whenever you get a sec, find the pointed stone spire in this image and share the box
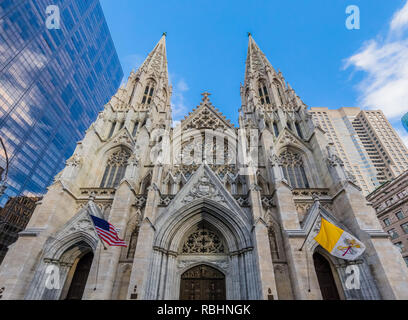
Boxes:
[244,33,276,86]
[137,33,169,82]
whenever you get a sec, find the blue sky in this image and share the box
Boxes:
[100,0,408,146]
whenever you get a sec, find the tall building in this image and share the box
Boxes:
[367,171,408,267]
[0,196,42,264]
[310,107,408,194]
[0,35,407,300]
[403,112,408,132]
[0,0,123,207]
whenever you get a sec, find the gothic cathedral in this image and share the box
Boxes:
[1,35,407,300]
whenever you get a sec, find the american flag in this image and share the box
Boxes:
[90,215,127,247]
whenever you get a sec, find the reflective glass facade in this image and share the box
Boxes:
[403,113,408,133]
[0,0,123,206]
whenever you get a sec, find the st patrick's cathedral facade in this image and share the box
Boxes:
[1,35,408,300]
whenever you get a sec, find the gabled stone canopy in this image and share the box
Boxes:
[180,92,235,130]
[156,163,250,228]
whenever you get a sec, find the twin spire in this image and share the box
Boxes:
[135,33,276,88]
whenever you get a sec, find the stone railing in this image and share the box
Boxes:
[292,188,330,199]
[234,195,250,207]
[261,195,275,209]
[134,195,147,208]
[158,194,175,207]
[79,187,116,199]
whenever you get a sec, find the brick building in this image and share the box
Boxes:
[0,196,42,264]
[367,171,408,267]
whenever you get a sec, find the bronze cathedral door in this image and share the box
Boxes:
[180,265,226,300]
[65,252,93,300]
[313,252,340,300]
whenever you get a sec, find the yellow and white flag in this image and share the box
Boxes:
[314,218,365,261]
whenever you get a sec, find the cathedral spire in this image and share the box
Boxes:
[137,33,169,83]
[244,33,276,87]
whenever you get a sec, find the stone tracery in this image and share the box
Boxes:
[100,148,131,188]
[279,149,309,188]
[181,223,226,254]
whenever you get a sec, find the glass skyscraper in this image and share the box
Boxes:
[0,0,123,206]
[403,113,408,133]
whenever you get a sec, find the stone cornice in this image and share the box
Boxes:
[19,227,45,237]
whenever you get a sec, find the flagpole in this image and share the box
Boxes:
[89,218,108,250]
[94,243,102,291]
[298,196,321,251]
[86,194,108,250]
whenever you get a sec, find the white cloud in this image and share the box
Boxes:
[120,54,145,84]
[170,75,190,123]
[176,78,189,92]
[345,1,408,121]
[391,1,408,31]
[123,54,144,71]
[396,127,408,148]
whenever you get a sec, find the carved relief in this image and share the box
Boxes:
[177,258,229,271]
[182,173,225,205]
[112,132,134,146]
[107,149,131,166]
[68,219,94,234]
[66,154,82,167]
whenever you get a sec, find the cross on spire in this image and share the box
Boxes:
[201,92,211,101]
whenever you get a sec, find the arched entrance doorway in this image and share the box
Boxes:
[65,251,94,300]
[313,252,340,300]
[180,265,226,300]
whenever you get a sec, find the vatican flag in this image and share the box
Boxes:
[314,218,365,261]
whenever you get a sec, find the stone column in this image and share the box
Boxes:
[247,171,278,300]
[231,256,240,299]
[164,254,177,299]
[83,182,134,299]
[274,181,321,300]
[127,165,163,299]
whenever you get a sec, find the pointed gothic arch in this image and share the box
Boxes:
[277,145,319,188]
[122,211,142,260]
[25,231,98,300]
[257,172,270,195]
[279,148,309,188]
[141,198,260,300]
[63,249,94,300]
[100,146,131,188]
[257,79,271,106]
[141,78,156,106]
[312,250,342,300]
[273,79,285,105]
[139,171,152,194]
